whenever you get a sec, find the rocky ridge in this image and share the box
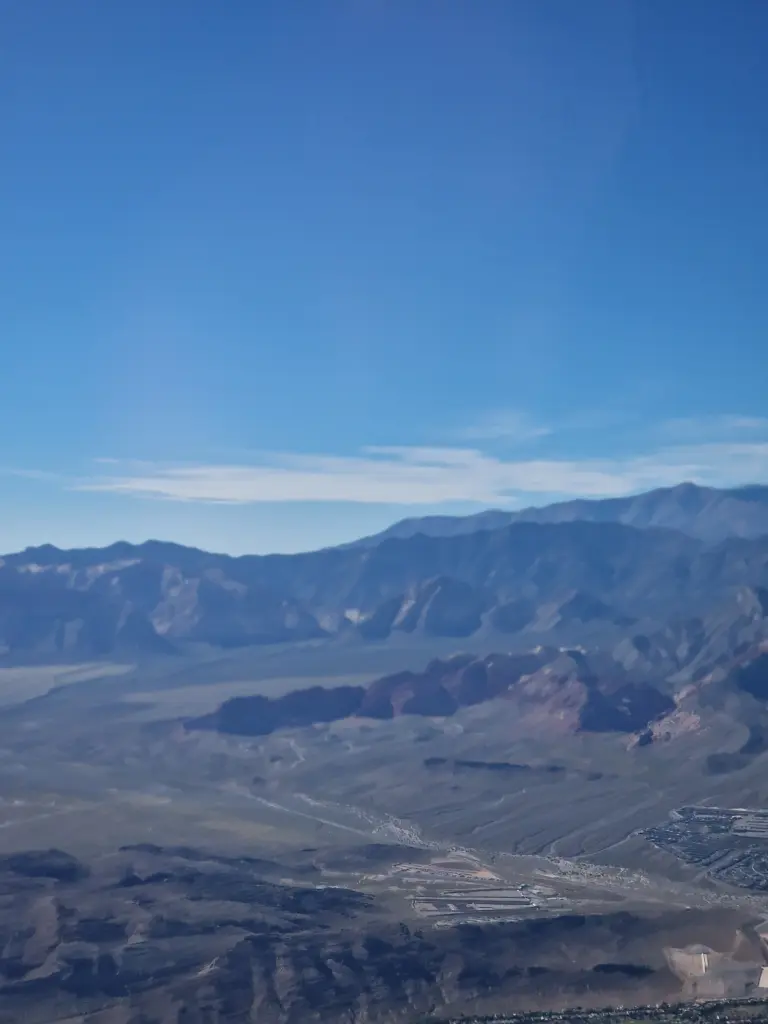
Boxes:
[190,647,677,739]
[1,491,767,657]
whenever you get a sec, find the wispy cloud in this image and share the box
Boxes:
[658,414,768,441]
[457,409,552,443]
[0,467,63,483]
[72,438,768,507]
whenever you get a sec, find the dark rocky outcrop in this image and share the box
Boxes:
[193,685,366,737]
[424,757,566,776]
[190,648,677,739]
[735,652,768,701]
[578,683,675,733]
[0,849,89,883]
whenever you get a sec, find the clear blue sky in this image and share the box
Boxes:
[2,0,767,553]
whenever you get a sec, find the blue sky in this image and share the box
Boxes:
[2,0,767,554]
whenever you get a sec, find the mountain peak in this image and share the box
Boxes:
[349,482,768,549]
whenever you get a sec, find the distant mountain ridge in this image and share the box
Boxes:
[348,482,768,547]
[191,647,677,740]
[0,483,767,659]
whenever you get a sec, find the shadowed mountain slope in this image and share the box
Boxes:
[350,483,768,547]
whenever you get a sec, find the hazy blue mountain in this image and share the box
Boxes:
[1,512,767,658]
[348,483,768,547]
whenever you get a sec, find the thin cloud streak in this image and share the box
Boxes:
[458,409,552,442]
[0,467,63,483]
[657,414,768,440]
[73,440,768,507]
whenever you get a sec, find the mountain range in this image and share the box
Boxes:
[351,482,768,546]
[1,483,767,659]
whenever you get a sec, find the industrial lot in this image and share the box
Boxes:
[364,852,565,924]
[643,807,768,892]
